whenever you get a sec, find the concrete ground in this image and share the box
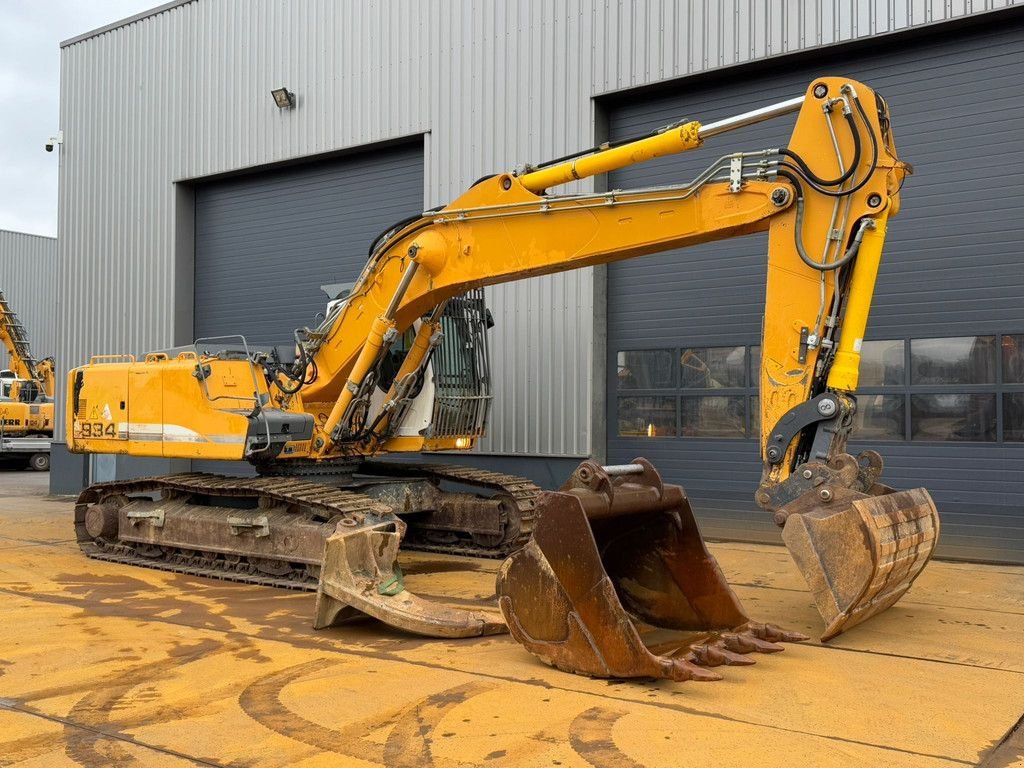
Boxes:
[0,471,1021,768]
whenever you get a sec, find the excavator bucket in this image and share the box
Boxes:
[779,480,939,641]
[497,459,806,681]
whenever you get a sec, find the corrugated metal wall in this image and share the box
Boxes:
[0,230,57,371]
[55,0,1022,459]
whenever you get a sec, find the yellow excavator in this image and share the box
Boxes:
[0,290,55,437]
[69,77,939,681]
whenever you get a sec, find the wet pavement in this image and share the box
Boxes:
[0,470,1022,767]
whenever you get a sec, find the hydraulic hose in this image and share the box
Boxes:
[776,169,872,272]
[778,94,879,198]
[778,109,861,187]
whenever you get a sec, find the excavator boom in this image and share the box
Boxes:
[69,77,938,679]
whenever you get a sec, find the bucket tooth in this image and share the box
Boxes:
[781,485,939,640]
[496,459,805,681]
[315,520,506,638]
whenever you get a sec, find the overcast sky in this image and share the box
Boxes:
[0,0,158,238]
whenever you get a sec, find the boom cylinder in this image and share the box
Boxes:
[319,260,422,452]
[519,121,703,193]
[519,94,806,194]
[698,95,805,138]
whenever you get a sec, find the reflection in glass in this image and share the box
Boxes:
[1003,335,1024,384]
[681,396,746,437]
[680,346,746,388]
[749,346,761,386]
[617,397,676,437]
[1004,393,1024,441]
[910,336,996,385]
[853,394,905,440]
[910,394,995,441]
[859,340,905,386]
[617,350,675,389]
[750,395,760,439]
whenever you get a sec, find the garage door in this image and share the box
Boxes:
[605,19,1024,562]
[194,141,424,343]
[192,140,424,473]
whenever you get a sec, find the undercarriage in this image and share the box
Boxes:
[74,462,541,593]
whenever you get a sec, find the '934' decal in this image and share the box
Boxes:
[78,421,116,438]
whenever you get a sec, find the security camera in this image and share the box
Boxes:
[45,131,63,152]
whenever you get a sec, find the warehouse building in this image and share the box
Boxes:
[53,0,1024,563]
[0,230,57,371]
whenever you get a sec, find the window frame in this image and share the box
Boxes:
[850,334,1015,444]
[615,334,1024,444]
[614,344,761,440]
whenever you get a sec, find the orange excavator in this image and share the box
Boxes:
[69,77,938,681]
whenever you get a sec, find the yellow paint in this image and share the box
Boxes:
[68,352,255,460]
[1,486,1022,767]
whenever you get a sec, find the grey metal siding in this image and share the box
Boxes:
[605,19,1024,562]
[0,230,57,371]
[54,0,1022,465]
[193,142,424,343]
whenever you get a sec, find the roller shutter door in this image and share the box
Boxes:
[195,142,423,342]
[605,19,1024,562]
[192,141,424,474]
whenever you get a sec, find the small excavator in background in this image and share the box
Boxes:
[69,77,939,681]
[0,290,55,440]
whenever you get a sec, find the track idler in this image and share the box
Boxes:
[762,451,940,640]
[496,459,806,681]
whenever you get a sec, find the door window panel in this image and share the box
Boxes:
[617,350,675,389]
[910,394,996,442]
[859,340,905,386]
[853,394,905,440]
[910,336,996,385]
[1002,335,1024,384]
[1004,393,1024,442]
[681,396,746,437]
[680,346,746,388]
[617,396,676,437]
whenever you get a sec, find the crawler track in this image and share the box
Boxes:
[359,461,540,558]
[74,464,542,590]
[75,473,393,591]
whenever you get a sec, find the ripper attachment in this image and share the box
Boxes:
[315,514,506,638]
[497,459,806,681]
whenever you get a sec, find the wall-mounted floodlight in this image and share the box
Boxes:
[271,87,296,109]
